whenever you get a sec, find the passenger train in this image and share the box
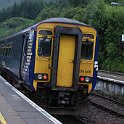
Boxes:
[0,18,98,114]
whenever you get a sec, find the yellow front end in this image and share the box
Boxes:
[33,22,96,95]
[33,28,53,90]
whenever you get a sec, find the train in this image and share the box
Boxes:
[0,18,98,115]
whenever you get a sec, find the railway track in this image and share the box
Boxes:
[92,92,124,105]
[89,93,124,117]
[74,115,95,124]
[53,115,84,124]
[20,85,124,123]
[53,115,95,124]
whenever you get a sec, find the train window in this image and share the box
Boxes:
[83,34,94,39]
[38,37,52,57]
[81,40,93,60]
[1,48,3,55]
[0,45,2,55]
[0,47,2,55]
[1,43,12,57]
[39,30,52,35]
[7,48,11,57]
[5,48,8,56]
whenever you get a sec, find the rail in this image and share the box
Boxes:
[89,93,124,117]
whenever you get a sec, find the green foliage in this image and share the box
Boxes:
[61,7,85,22]
[84,0,107,68]
[0,17,34,39]
[36,6,85,22]
[83,0,124,72]
[0,0,43,22]
[0,0,124,72]
[36,6,60,21]
[0,0,23,10]
[104,5,124,72]
[67,0,91,7]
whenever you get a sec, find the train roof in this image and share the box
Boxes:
[33,18,88,29]
[0,18,94,41]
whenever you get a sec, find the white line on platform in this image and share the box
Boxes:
[97,76,124,84]
[98,73,123,79]
[0,76,62,124]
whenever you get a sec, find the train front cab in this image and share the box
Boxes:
[33,22,97,108]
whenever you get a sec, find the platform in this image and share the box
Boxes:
[0,76,62,124]
[96,70,124,95]
[98,70,124,84]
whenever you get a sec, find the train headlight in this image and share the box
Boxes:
[34,73,48,81]
[85,77,90,82]
[38,74,43,79]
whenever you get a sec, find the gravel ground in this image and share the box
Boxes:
[80,105,124,124]
[89,94,124,116]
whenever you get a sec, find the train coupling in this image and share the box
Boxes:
[58,92,70,105]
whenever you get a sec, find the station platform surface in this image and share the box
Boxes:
[0,76,62,124]
[98,70,124,84]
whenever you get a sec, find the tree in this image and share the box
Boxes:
[84,0,124,71]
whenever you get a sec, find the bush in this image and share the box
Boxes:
[0,17,34,39]
[84,0,124,72]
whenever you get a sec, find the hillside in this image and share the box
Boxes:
[0,0,51,11]
[0,0,124,72]
[0,17,34,39]
[0,0,23,10]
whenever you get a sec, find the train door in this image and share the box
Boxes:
[57,35,75,87]
[51,26,82,89]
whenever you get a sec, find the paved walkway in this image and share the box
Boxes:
[0,76,61,124]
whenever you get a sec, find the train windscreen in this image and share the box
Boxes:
[81,41,93,60]
[38,37,52,57]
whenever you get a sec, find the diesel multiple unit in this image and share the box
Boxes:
[0,18,98,114]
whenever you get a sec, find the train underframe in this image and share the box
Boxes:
[35,82,89,115]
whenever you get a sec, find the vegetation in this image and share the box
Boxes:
[0,0,23,10]
[0,0,124,72]
[0,17,34,38]
[83,0,124,72]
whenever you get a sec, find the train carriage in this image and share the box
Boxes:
[0,18,98,114]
